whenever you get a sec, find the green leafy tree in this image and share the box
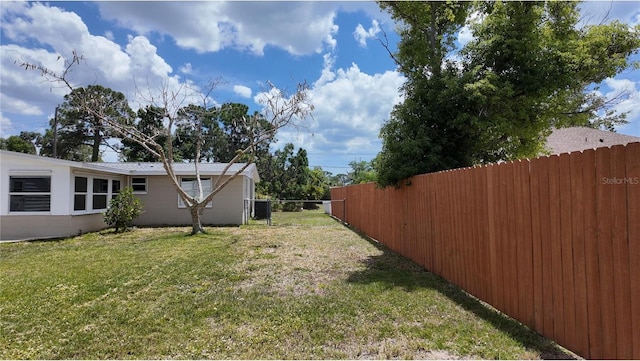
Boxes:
[172,103,274,166]
[121,106,177,162]
[40,128,94,161]
[329,173,349,187]
[172,104,219,162]
[42,85,134,162]
[259,143,310,201]
[103,187,143,232]
[305,167,331,201]
[376,1,473,187]
[376,0,640,187]
[347,160,377,184]
[461,1,640,161]
[19,131,42,153]
[0,132,40,154]
[214,103,274,163]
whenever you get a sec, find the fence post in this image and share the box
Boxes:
[343,198,346,224]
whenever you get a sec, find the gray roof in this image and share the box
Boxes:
[0,150,259,181]
[98,162,259,181]
[544,127,640,155]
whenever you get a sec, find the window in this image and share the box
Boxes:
[92,178,109,210]
[9,176,51,212]
[178,177,212,208]
[74,176,121,213]
[131,177,147,193]
[111,180,121,200]
[74,176,88,211]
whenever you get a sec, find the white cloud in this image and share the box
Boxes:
[0,45,70,116]
[180,63,193,75]
[0,3,185,119]
[125,35,173,78]
[0,113,14,137]
[457,11,484,46]
[315,53,337,86]
[324,24,339,51]
[97,2,339,56]
[275,62,405,160]
[353,19,380,47]
[311,63,404,132]
[603,77,640,135]
[233,85,252,98]
[457,25,474,46]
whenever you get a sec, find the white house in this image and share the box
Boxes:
[0,150,259,241]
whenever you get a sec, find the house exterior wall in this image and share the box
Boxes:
[1,154,72,215]
[132,175,248,226]
[0,214,106,241]
[0,152,123,240]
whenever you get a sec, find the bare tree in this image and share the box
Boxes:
[18,52,314,234]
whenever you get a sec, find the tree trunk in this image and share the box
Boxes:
[92,132,101,162]
[189,205,205,235]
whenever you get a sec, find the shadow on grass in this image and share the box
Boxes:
[342,222,577,360]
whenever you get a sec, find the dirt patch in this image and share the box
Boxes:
[229,225,377,297]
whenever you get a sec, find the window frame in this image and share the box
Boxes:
[72,174,122,215]
[111,180,121,201]
[131,177,147,194]
[178,177,213,208]
[74,176,88,211]
[92,178,110,210]
[8,176,52,213]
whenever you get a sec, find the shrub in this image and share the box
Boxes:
[271,201,282,212]
[282,201,303,212]
[103,187,143,232]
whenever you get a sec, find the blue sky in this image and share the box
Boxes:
[1,1,639,174]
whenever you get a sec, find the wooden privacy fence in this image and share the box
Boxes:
[330,142,640,360]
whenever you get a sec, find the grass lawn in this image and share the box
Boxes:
[0,210,574,359]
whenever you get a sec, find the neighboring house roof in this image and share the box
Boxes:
[545,127,640,155]
[0,150,259,181]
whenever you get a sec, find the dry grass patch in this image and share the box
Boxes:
[230,223,371,297]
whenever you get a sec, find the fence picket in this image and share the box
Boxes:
[529,157,544,334]
[547,155,566,346]
[582,149,602,360]
[486,164,500,309]
[477,166,491,303]
[520,160,535,329]
[624,142,640,359]
[502,162,517,318]
[472,167,485,300]
[570,151,589,357]
[559,153,577,351]
[610,145,632,359]
[596,147,617,358]
[514,160,527,324]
